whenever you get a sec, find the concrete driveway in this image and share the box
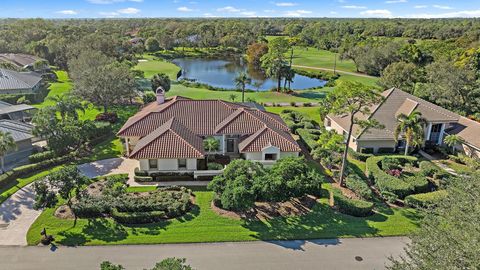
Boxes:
[0,183,41,246]
[0,237,408,270]
[77,157,139,182]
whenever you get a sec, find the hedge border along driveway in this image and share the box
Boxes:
[27,184,422,246]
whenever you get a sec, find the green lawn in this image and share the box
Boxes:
[134,54,180,79]
[0,166,65,204]
[167,83,330,103]
[33,70,72,109]
[27,183,421,246]
[291,46,358,73]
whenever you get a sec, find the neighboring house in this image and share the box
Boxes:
[0,101,36,122]
[0,68,43,95]
[0,53,48,71]
[0,119,36,164]
[117,90,301,174]
[326,87,480,157]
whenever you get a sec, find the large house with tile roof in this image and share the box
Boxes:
[326,87,480,158]
[118,89,301,174]
[0,68,43,95]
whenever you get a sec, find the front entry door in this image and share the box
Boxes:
[226,138,235,153]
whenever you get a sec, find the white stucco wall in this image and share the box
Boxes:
[186,159,197,170]
[158,159,179,171]
[139,158,198,171]
[244,152,262,161]
[280,151,300,158]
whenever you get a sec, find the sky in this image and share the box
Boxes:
[1,0,480,19]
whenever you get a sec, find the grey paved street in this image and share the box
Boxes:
[0,237,408,270]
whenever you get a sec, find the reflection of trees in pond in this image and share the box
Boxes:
[246,63,267,81]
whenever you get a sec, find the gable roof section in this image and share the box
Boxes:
[329,88,461,141]
[446,117,480,150]
[0,69,42,91]
[238,126,301,152]
[129,118,204,159]
[0,120,33,142]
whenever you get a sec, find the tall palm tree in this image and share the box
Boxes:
[234,72,252,103]
[444,134,463,154]
[394,111,426,156]
[47,94,85,120]
[0,131,16,173]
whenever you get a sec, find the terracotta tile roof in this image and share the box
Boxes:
[129,118,204,159]
[120,96,299,159]
[239,126,301,152]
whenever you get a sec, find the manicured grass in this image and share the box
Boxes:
[27,183,421,246]
[134,54,180,79]
[265,106,321,124]
[33,70,72,109]
[440,160,475,175]
[126,186,158,193]
[0,166,64,204]
[167,83,330,103]
[291,46,358,73]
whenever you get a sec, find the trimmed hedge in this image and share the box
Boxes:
[133,175,153,182]
[332,189,374,217]
[28,150,56,163]
[366,155,418,198]
[345,174,374,200]
[419,161,442,177]
[403,176,429,194]
[297,128,320,151]
[348,148,373,162]
[404,190,448,208]
[111,208,166,224]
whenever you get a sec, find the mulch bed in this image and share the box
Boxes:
[211,195,318,221]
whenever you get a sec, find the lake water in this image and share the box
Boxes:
[172,57,327,91]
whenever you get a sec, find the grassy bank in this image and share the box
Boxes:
[134,54,180,79]
[27,184,420,246]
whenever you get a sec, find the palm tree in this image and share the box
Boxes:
[203,137,220,163]
[0,131,16,173]
[229,94,238,102]
[47,94,85,120]
[394,111,426,156]
[444,134,463,154]
[234,72,251,103]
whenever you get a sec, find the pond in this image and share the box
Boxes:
[172,57,327,91]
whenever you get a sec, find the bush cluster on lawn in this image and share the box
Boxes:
[348,148,373,162]
[28,150,56,163]
[72,180,192,223]
[345,174,374,200]
[280,110,316,133]
[207,162,224,170]
[208,157,324,211]
[366,155,421,198]
[296,128,321,151]
[332,188,374,217]
[404,190,448,208]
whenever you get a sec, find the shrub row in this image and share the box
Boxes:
[419,161,442,177]
[404,190,448,208]
[332,189,374,217]
[403,176,430,194]
[280,110,316,133]
[111,208,167,224]
[345,174,374,200]
[28,150,56,163]
[207,162,224,170]
[348,148,373,162]
[297,128,321,151]
[133,175,153,182]
[366,156,418,198]
[133,170,195,182]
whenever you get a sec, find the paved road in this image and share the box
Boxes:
[0,183,40,246]
[0,237,408,270]
[292,64,377,79]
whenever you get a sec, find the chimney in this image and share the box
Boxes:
[156,86,165,104]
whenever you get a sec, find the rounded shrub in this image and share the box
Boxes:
[333,189,374,217]
[404,190,448,208]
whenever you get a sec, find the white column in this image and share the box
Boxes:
[425,123,432,142]
[125,138,130,156]
[438,123,446,145]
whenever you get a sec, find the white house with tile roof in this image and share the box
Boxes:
[117,89,301,173]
